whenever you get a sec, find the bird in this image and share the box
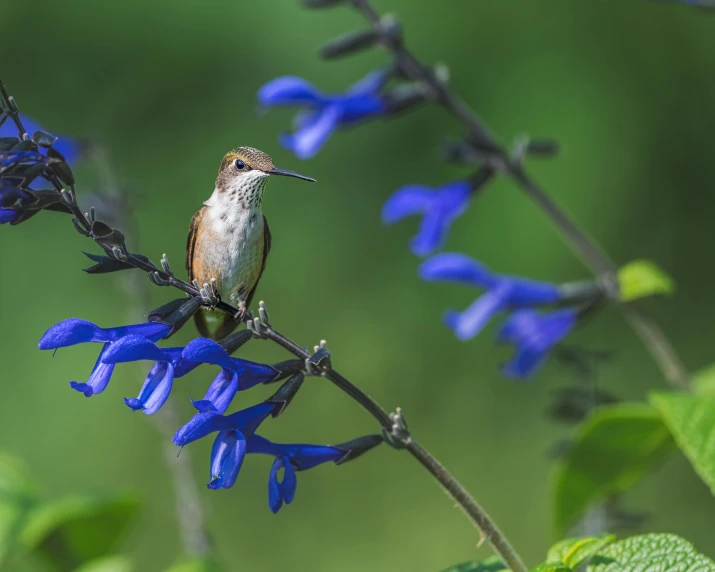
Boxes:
[186,147,315,340]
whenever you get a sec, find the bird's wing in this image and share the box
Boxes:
[185,207,205,282]
[245,215,272,311]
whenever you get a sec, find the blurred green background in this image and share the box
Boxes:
[2,0,715,569]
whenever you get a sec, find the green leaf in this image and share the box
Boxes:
[546,534,616,568]
[586,533,714,570]
[552,403,674,534]
[651,391,715,496]
[74,555,133,572]
[617,260,675,302]
[439,556,508,572]
[19,492,140,570]
[693,363,715,397]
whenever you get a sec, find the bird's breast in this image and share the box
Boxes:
[192,206,265,304]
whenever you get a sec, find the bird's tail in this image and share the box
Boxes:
[193,309,242,341]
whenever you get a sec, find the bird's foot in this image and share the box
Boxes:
[194,278,220,308]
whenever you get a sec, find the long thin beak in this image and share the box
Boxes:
[266,167,316,183]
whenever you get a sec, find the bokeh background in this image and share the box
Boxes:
[2,0,715,570]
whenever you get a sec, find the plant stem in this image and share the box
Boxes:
[350,0,690,391]
[406,440,527,572]
[261,325,526,572]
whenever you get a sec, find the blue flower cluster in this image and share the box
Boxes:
[0,114,82,226]
[39,318,373,511]
[258,73,596,379]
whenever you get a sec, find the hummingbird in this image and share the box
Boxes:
[186,146,315,340]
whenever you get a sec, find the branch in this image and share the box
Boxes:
[348,0,690,390]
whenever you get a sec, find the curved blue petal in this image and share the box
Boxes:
[411,209,452,257]
[224,402,275,435]
[445,287,510,341]
[125,362,175,415]
[38,319,170,349]
[501,346,547,379]
[281,105,341,159]
[201,369,239,414]
[101,335,169,364]
[248,436,343,470]
[182,338,233,370]
[39,319,102,349]
[381,185,434,224]
[173,411,232,446]
[208,429,246,490]
[0,185,31,203]
[497,309,577,379]
[231,358,280,389]
[258,77,323,106]
[419,253,497,287]
[191,399,219,414]
[69,343,115,396]
[0,208,19,224]
[268,456,285,513]
[503,278,561,306]
[347,69,389,96]
[282,458,297,505]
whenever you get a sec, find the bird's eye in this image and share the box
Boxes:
[235,159,245,170]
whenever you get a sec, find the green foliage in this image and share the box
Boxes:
[545,535,616,569]
[552,403,673,534]
[651,391,715,496]
[532,533,713,572]
[0,450,139,571]
[585,533,715,571]
[73,555,133,572]
[693,364,715,397]
[20,492,140,570]
[439,556,508,572]
[617,260,675,302]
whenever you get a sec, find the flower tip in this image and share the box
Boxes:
[191,398,219,414]
[123,397,144,412]
[207,478,223,490]
[69,381,93,397]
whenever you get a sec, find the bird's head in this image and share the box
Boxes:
[216,147,316,193]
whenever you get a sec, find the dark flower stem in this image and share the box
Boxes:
[260,325,526,572]
[348,0,690,390]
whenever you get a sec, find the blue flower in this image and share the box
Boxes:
[101,335,201,415]
[0,207,19,224]
[258,70,387,159]
[497,309,577,379]
[181,338,285,414]
[382,181,472,256]
[420,253,562,340]
[173,404,343,511]
[38,319,171,397]
[0,114,82,163]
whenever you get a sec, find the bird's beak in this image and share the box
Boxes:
[266,167,316,183]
